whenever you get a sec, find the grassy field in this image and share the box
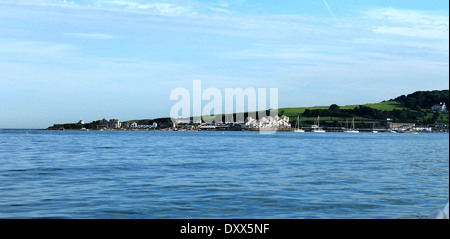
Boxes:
[361,101,407,111]
[278,101,406,119]
[424,112,449,124]
[439,114,449,123]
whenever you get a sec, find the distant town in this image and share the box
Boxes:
[47,101,449,133]
[47,90,449,133]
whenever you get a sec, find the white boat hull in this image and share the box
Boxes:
[344,130,359,133]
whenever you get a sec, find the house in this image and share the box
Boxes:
[431,102,448,113]
[245,117,258,128]
[109,119,120,129]
[98,118,109,128]
[278,115,291,128]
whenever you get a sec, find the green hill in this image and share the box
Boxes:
[48,90,449,130]
[278,90,449,127]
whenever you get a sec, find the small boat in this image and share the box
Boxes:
[80,128,89,131]
[314,129,326,133]
[345,130,359,133]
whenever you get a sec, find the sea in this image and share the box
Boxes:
[0,129,448,219]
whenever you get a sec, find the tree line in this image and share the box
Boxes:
[391,90,449,110]
[302,104,439,125]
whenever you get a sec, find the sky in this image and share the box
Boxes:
[0,0,448,128]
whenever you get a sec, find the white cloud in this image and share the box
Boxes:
[372,26,448,40]
[365,7,448,26]
[0,0,197,14]
[207,6,232,14]
[68,33,121,39]
[224,44,326,61]
[364,8,449,40]
[217,1,230,8]
[101,0,195,14]
[0,40,76,57]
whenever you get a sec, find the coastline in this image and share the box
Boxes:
[43,128,449,133]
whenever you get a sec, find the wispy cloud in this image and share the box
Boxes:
[217,1,230,8]
[68,33,122,40]
[322,0,335,17]
[372,26,448,40]
[365,7,449,25]
[0,40,76,57]
[364,8,449,40]
[99,0,195,14]
[206,6,232,14]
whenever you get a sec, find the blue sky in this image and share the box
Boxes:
[0,0,448,128]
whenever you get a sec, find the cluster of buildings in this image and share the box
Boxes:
[244,115,291,129]
[189,115,291,130]
[130,122,158,129]
[167,115,292,130]
[387,122,432,132]
[98,118,121,129]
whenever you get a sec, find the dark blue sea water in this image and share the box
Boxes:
[0,129,448,219]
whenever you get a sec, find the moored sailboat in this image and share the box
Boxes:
[294,116,305,133]
[372,122,378,133]
[344,118,359,133]
[312,116,326,133]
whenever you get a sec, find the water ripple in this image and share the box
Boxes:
[0,130,448,219]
